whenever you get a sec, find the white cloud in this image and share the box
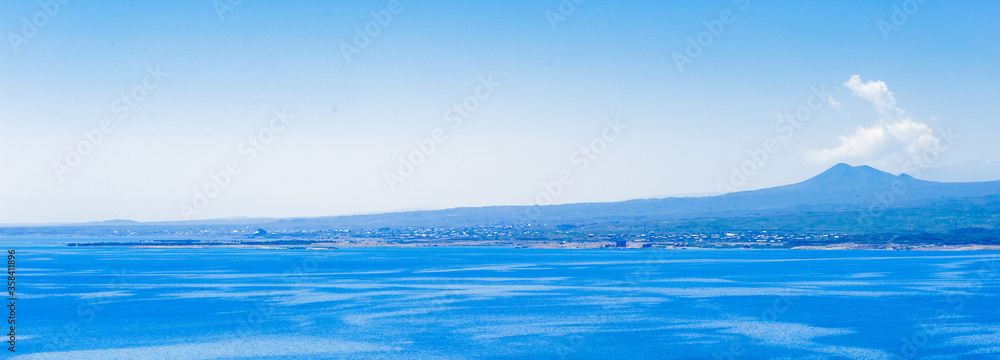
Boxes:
[843,75,903,117]
[826,95,841,108]
[808,125,888,161]
[806,76,941,170]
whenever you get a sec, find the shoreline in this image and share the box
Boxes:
[46,239,1000,251]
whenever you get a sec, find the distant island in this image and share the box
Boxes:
[5,164,1000,250]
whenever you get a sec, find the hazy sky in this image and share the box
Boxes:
[1,0,998,223]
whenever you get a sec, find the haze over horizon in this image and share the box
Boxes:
[2,1,998,223]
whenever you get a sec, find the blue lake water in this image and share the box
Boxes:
[6,238,1000,359]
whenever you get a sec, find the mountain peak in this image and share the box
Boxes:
[798,163,913,188]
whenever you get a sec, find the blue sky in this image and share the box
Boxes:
[1,0,998,223]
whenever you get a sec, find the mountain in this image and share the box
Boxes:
[701,163,1000,211]
[258,163,1000,230]
[4,164,999,235]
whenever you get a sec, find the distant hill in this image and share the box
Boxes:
[82,219,141,225]
[259,163,1000,232]
[3,164,999,236]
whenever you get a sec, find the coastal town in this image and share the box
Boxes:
[36,223,1000,250]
